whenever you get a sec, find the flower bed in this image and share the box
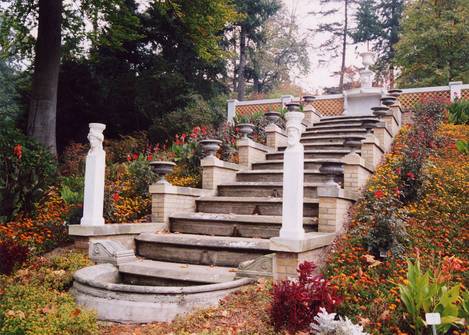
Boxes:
[324,123,469,334]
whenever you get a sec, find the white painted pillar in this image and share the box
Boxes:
[279,104,305,240]
[449,81,463,102]
[227,99,238,122]
[80,123,106,226]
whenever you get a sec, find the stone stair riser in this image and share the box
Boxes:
[252,161,322,170]
[169,218,317,239]
[137,242,268,267]
[217,185,317,198]
[236,172,338,183]
[196,200,318,217]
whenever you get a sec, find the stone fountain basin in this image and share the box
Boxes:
[71,263,254,323]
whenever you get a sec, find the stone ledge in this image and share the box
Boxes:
[149,183,216,197]
[342,152,374,173]
[317,185,356,201]
[237,138,272,153]
[200,156,242,171]
[69,223,165,237]
[269,232,336,253]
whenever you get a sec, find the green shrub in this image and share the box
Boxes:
[59,176,84,205]
[0,126,57,223]
[0,284,97,335]
[399,258,465,334]
[448,99,469,125]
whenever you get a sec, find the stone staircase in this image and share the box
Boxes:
[123,115,379,285]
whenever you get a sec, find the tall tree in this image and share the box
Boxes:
[1,0,236,154]
[352,0,404,86]
[233,0,280,100]
[395,0,469,87]
[247,9,310,94]
[26,0,62,156]
[311,0,356,91]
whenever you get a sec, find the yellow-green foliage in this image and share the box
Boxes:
[0,251,97,335]
[0,284,98,335]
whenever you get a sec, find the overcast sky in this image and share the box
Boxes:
[282,0,368,93]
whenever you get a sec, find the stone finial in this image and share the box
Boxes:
[80,123,106,226]
[359,51,375,89]
[88,123,105,154]
[285,103,303,148]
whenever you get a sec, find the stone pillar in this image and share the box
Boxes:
[373,124,393,152]
[227,99,238,123]
[302,95,321,127]
[265,124,287,150]
[237,138,270,168]
[150,184,214,224]
[201,156,241,190]
[80,123,106,226]
[343,152,372,197]
[381,113,399,137]
[449,81,463,102]
[279,104,305,240]
[361,133,384,169]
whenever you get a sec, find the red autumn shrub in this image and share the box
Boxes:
[270,261,342,333]
[0,238,29,274]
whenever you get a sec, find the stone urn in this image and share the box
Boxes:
[199,139,222,157]
[237,123,255,139]
[344,136,364,154]
[285,102,301,112]
[387,89,403,98]
[264,111,281,124]
[360,51,374,69]
[319,162,344,186]
[362,121,378,135]
[380,95,397,106]
[371,106,390,117]
[150,161,176,184]
[302,95,316,104]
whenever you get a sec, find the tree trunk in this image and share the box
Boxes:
[237,26,247,101]
[339,0,348,91]
[27,0,62,156]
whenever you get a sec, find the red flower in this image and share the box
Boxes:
[126,154,131,162]
[132,153,138,160]
[406,171,416,179]
[13,144,22,160]
[112,192,120,202]
[181,133,187,141]
[147,155,153,161]
[374,190,384,199]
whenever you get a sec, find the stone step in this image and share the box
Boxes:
[169,213,318,239]
[236,169,339,184]
[119,259,237,286]
[136,233,271,267]
[196,196,319,217]
[301,134,366,144]
[316,116,378,126]
[218,182,320,198]
[251,158,342,171]
[267,148,354,160]
[307,122,372,130]
[303,128,368,136]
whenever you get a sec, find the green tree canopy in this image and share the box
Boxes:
[395,0,469,87]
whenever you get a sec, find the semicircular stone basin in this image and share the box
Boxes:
[72,263,254,323]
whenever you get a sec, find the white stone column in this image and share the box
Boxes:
[227,99,238,123]
[279,104,305,240]
[80,123,106,226]
[449,81,463,102]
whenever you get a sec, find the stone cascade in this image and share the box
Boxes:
[72,99,402,323]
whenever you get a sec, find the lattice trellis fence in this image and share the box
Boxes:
[399,90,451,112]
